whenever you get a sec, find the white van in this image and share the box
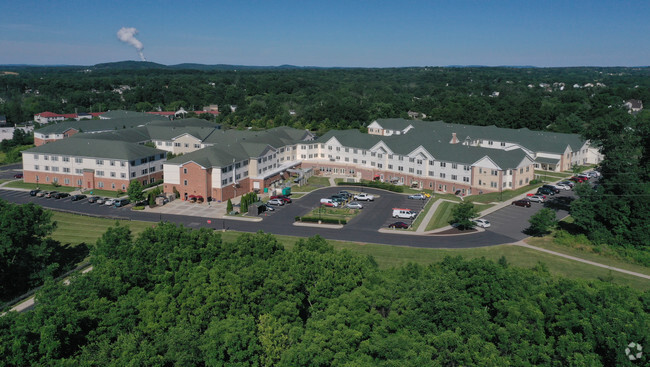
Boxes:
[392,208,416,219]
[320,198,339,207]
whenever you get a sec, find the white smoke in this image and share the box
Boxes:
[117,27,146,61]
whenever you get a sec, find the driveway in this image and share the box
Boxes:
[0,184,576,249]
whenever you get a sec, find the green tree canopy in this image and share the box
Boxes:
[450,201,480,230]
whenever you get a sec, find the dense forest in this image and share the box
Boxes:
[1,64,649,135]
[1,224,648,366]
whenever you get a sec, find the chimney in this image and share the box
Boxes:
[450,132,459,144]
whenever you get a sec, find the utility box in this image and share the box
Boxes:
[249,202,266,216]
[282,187,291,196]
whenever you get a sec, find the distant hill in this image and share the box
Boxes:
[91,61,169,70]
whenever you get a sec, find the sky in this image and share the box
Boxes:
[1,0,649,67]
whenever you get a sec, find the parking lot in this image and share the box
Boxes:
[0,189,134,218]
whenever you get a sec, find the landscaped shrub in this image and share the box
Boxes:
[337,180,404,193]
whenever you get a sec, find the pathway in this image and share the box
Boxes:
[514,241,650,280]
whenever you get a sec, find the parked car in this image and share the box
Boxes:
[44,191,57,198]
[558,180,575,188]
[472,219,491,228]
[345,201,363,209]
[542,184,560,193]
[270,195,292,203]
[586,170,601,178]
[537,187,555,196]
[512,199,532,207]
[338,191,352,199]
[420,192,432,198]
[353,193,374,201]
[29,189,41,196]
[54,192,70,199]
[13,173,23,179]
[36,191,48,197]
[114,198,130,207]
[70,194,87,201]
[408,193,427,200]
[569,176,588,183]
[104,198,116,206]
[264,204,276,211]
[393,208,417,219]
[388,221,410,229]
[95,197,109,205]
[320,198,338,207]
[330,195,345,203]
[528,194,545,203]
[87,196,100,203]
[555,183,572,190]
[268,198,285,206]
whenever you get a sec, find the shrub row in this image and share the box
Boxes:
[295,216,347,225]
[337,180,404,193]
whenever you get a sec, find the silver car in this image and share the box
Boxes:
[529,194,545,203]
[345,201,363,209]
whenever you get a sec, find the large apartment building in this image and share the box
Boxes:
[22,114,602,200]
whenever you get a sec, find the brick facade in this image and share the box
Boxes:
[24,170,163,192]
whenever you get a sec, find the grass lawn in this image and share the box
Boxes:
[304,206,361,221]
[465,183,542,204]
[217,231,650,291]
[409,197,437,231]
[292,176,331,192]
[424,201,493,231]
[48,212,650,291]
[50,211,154,246]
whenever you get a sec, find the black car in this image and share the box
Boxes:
[388,221,410,229]
[87,196,100,203]
[70,194,87,201]
[29,189,41,196]
[542,184,560,194]
[537,187,555,196]
[53,192,70,199]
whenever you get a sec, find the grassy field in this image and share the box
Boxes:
[424,201,493,231]
[292,176,331,192]
[50,212,155,246]
[305,206,361,221]
[47,212,650,291]
[409,197,437,231]
[464,183,542,203]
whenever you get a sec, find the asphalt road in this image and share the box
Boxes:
[0,184,576,249]
[0,163,22,180]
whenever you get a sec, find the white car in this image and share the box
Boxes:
[104,198,116,206]
[555,183,571,190]
[268,198,285,206]
[472,219,491,228]
[353,193,374,201]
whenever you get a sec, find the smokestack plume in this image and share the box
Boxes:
[117,27,146,61]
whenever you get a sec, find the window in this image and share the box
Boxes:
[440,162,446,167]
[120,162,126,167]
[491,170,498,176]
[110,160,115,166]
[491,182,497,188]
[63,167,70,173]
[110,172,116,177]
[184,180,188,186]
[34,155,39,160]
[52,156,58,161]
[131,172,136,178]
[96,159,103,165]
[34,165,39,170]
[526,166,530,172]
[398,166,403,171]
[452,163,457,169]
[417,159,423,165]
[416,169,422,175]
[440,173,446,178]
[184,143,189,148]
[409,168,414,173]
[97,182,104,188]
[73,157,82,164]
[77,179,82,186]
[428,171,434,176]
[463,177,469,182]
[194,144,201,148]
[429,160,434,165]
[51,167,59,172]
[75,169,83,174]
[166,142,171,146]
[62,157,70,162]
[409,158,415,163]
[183,168,187,174]
[122,184,126,190]
[141,169,148,175]
[96,170,104,176]
[121,173,126,178]
[501,142,506,147]
[44,156,48,161]
[111,183,115,189]
[388,164,393,169]
[174,142,181,147]
[451,175,457,180]
[44,166,50,171]
[488,141,493,145]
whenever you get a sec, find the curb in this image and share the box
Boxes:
[293,222,344,229]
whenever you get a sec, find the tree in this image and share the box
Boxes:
[0,199,58,300]
[127,180,145,203]
[526,208,557,236]
[450,201,479,230]
[227,199,233,213]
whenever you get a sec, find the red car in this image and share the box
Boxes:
[511,199,532,207]
[270,195,292,203]
[388,221,410,229]
[13,173,23,179]
[569,176,588,183]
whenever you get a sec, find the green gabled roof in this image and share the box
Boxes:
[146,125,218,141]
[147,118,219,128]
[372,118,585,155]
[100,110,153,119]
[316,129,381,149]
[166,144,243,168]
[24,138,166,160]
[71,126,152,143]
[536,156,561,164]
[372,118,416,130]
[35,115,168,135]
